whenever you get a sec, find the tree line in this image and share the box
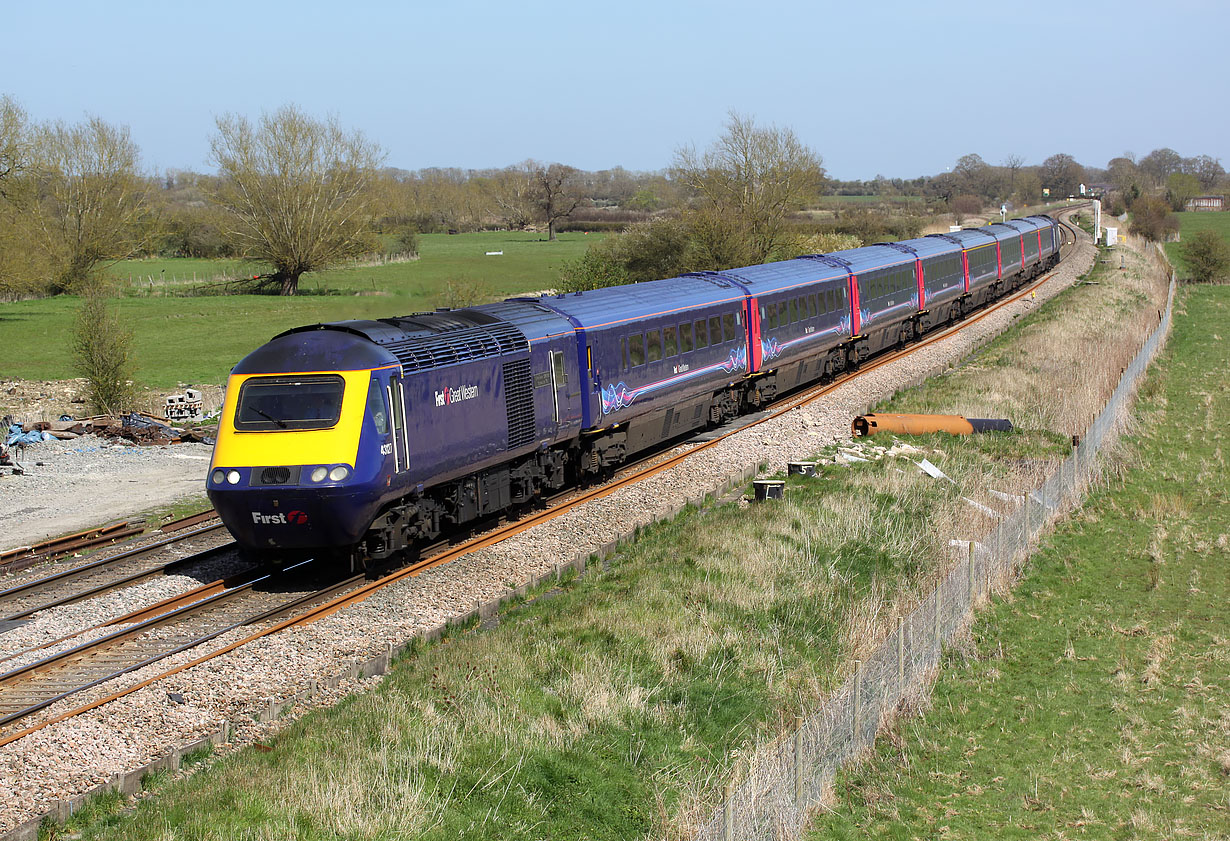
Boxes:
[2,92,1226,299]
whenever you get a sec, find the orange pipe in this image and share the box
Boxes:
[851,413,1012,437]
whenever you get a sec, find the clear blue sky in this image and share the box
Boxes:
[4,0,1226,179]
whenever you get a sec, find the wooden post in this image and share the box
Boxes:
[793,714,804,805]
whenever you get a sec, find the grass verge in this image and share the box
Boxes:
[49,237,1173,840]
[1164,211,1230,279]
[805,285,1230,840]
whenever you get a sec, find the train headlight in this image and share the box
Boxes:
[211,469,225,485]
[329,465,350,482]
[310,466,328,483]
[226,470,241,485]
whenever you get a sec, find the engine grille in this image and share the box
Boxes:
[255,466,300,486]
[504,359,535,450]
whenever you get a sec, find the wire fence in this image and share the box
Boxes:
[691,263,1177,841]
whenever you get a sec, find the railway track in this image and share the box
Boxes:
[0,559,365,737]
[0,521,230,622]
[0,207,1089,747]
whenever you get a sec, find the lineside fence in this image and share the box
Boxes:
[690,263,1177,841]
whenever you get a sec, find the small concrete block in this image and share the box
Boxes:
[118,767,145,795]
[478,599,498,620]
[7,815,43,841]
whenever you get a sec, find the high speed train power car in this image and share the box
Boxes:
[207,215,1061,564]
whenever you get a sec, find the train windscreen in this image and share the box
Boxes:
[234,375,346,431]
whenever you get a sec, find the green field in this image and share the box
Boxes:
[0,232,597,388]
[806,287,1230,840]
[1164,211,1230,277]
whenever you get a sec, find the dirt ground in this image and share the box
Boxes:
[0,379,221,553]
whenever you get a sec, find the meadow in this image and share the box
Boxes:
[1164,210,1230,277]
[806,285,1230,840]
[0,232,597,388]
[47,236,1181,840]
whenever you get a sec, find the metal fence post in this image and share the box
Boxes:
[723,779,734,841]
[896,617,905,689]
[934,578,942,644]
[852,660,863,742]
[967,540,976,603]
[793,714,804,805]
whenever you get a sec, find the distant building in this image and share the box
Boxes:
[1185,195,1225,212]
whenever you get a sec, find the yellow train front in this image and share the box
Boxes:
[207,327,401,552]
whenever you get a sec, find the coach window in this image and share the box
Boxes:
[789,298,798,325]
[647,329,662,363]
[766,302,778,329]
[722,312,737,342]
[680,322,694,353]
[710,315,723,344]
[552,349,568,385]
[620,336,628,371]
[629,334,645,367]
[663,325,677,357]
[695,318,708,349]
[825,290,835,313]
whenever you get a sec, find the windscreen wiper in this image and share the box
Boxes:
[252,407,289,429]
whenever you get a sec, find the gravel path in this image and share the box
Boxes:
[0,437,215,553]
[0,227,1099,831]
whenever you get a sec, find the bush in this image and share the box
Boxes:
[1183,230,1230,283]
[72,294,137,414]
[1129,196,1180,242]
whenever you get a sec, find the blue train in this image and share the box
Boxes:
[207,215,1061,562]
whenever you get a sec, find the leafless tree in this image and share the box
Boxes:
[672,112,825,263]
[527,161,584,241]
[209,105,384,295]
[1041,153,1084,198]
[487,164,536,230]
[1002,153,1024,195]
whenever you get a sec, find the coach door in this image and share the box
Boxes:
[386,374,410,474]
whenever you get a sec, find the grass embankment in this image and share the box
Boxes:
[806,286,1230,840]
[1164,211,1230,279]
[54,241,1168,840]
[0,232,596,388]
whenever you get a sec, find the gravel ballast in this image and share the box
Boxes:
[0,232,1101,832]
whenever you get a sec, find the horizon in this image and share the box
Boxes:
[3,1,1227,180]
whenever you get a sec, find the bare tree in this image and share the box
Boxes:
[950,194,982,225]
[1002,153,1024,195]
[672,112,825,263]
[0,96,46,296]
[1041,153,1084,198]
[487,164,536,230]
[25,116,151,293]
[526,161,584,241]
[209,105,384,295]
[953,153,991,199]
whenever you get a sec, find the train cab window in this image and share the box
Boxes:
[235,375,345,432]
[647,330,662,362]
[620,336,628,371]
[710,316,723,344]
[695,318,708,349]
[367,378,389,435]
[766,302,778,329]
[663,326,677,357]
[629,334,645,366]
[680,322,694,353]
[552,349,567,385]
[722,312,737,342]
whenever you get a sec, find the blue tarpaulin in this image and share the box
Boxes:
[6,424,53,446]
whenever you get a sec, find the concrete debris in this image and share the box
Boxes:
[988,489,1025,504]
[916,458,956,483]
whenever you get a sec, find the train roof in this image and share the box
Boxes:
[518,274,747,331]
[1001,218,1041,234]
[884,236,962,259]
[716,258,849,295]
[821,244,915,275]
[232,328,398,375]
[981,223,1027,242]
[942,228,998,248]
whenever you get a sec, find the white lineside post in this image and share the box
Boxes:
[1094,199,1102,244]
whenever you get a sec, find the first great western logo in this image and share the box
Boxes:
[434,383,478,407]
